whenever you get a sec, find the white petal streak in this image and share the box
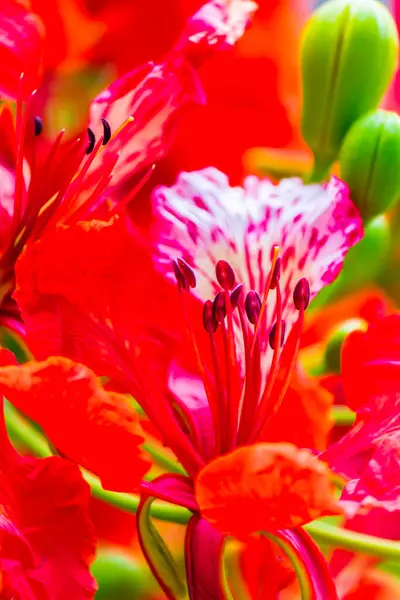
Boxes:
[152,168,363,339]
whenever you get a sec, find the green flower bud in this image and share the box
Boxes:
[91,548,155,599]
[301,0,399,177]
[324,318,368,373]
[340,110,400,222]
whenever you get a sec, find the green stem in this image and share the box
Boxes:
[143,442,187,475]
[306,155,332,183]
[306,521,400,560]
[331,405,356,426]
[6,402,400,560]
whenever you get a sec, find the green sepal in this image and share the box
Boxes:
[137,495,188,600]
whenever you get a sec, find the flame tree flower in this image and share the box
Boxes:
[14,166,363,597]
[0,0,256,335]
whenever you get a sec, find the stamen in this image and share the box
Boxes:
[269,320,286,349]
[293,278,311,310]
[216,260,235,290]
[101,118,112,145]
[270,256,281,290]
[213,291,226,323]
[177,258,196,288]
[203,300,218,333]
[173,259,187,290]
[34,116,43,136]
[86,127,96,154]
[230,283,243,310]
[245,291,261,324]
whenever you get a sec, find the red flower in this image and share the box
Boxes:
[0,0,254,333]
[0,397,96,599]
[0,356,150,492]
[196,443,340,536]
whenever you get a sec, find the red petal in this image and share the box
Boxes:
[0,0,44,100]
[0,357,150,491]
[195,442,340,536]
[0,400,96,599]
[341,315,400,410]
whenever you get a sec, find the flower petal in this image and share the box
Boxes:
[176,0,257,56]
[341,314,400,410]
[0,400,96,599]
[0,0,44,100]
[152,168,363,343]
[195,442,340,536]
[0,357,150,491]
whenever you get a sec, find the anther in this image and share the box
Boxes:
[269,320,286,349]
[293,278,311,311]
[270,257,281,290]
[213,291,226,323]
[34,116,43,136]
[230,283,243,310]
[101,118,112,145]
[177,258,196,288]
[86,127,96,154]
[216,260,235,290]
[245,291,261,325]
[203,300,218,333]
[172,259,186,290]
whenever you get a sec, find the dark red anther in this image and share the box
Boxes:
[269,320,286,350]
[101,118,112,145]
[270,257,281,290]
[86,127,96,154]
[245,291,261,325]
[172,259,186,290]
[203,300,218,333]
[230,283,243,310]
[215,260,235,290]
[177,258,196,288]
[213,291,226,323]
[34,116,43,136]
[293,278,311,311]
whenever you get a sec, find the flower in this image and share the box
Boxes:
[0,392,96,599]
[0,356,150,492]
[0,0,255,334]
[16,166,362,595]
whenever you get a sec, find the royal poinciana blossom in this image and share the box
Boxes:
[13,166,364,597]
[0,0,256,334]
[0,349,96,598]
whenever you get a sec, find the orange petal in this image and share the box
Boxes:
[0,356,150,491]
[196,443,340,536]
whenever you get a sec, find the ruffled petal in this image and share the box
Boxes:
[0,0,44,100]
[0,357,150,491]
[341,315,400,410]
[0,400,96,599]
[323,393,400,483]
[175,0,257,56]
[195,442,340,536]
[152,168,363,342]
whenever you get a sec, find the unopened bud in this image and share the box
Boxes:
[301,0,399,175]
[340,110,400,222]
